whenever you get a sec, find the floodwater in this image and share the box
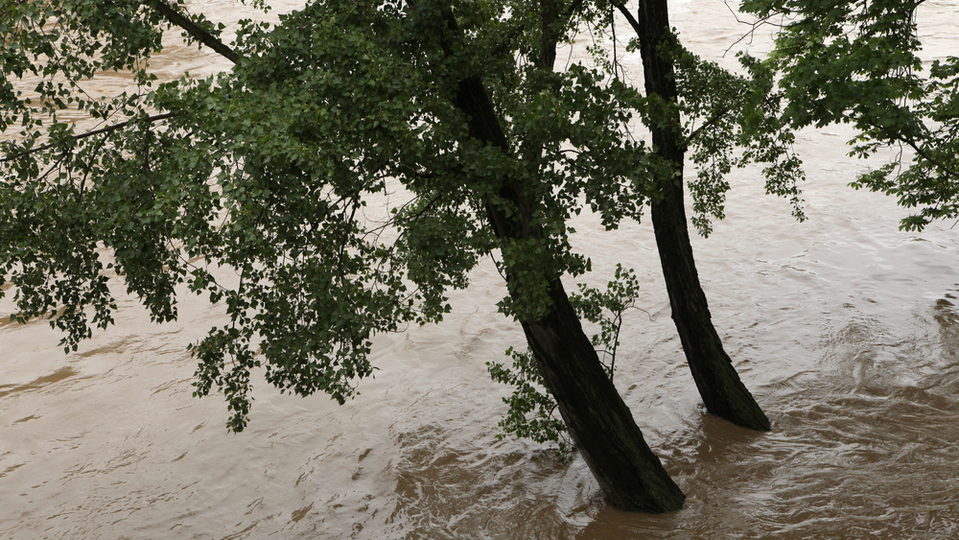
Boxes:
[3,1,959,538]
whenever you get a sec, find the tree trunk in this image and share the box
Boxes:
[438,10,686,512]
[650,169,771,431]
[522,279,686,512]
[635,0,770,431]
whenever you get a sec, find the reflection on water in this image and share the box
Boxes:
[3,0,959,538]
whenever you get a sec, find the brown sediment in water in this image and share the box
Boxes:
[2,1,959,539]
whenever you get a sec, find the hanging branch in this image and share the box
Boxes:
[3,1,241,164]
[0,112,177,163]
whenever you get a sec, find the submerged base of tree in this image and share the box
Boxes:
[635,0,771,433]
[651,183,772,432]
[522,279,686,513]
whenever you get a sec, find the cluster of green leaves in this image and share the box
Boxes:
[741,0,959,230]
[670,44,806,235]
[486,264,641,456]
[487,345,574,456]
[1,0,183,352]
[143,1,508,429]
[569,263,642,377]
[0,0,664,430]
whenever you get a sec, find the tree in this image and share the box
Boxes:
[0,0,802,511]
[615,0,785,432]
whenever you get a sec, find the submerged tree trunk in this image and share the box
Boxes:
[456,71,685,513]
[437,9,686,512]
[650,169,771,431]
[634,0,771,431]
[521,279,687,512]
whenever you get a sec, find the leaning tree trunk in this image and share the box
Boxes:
[521,279,687,512]
[634,0,771,431]
[435,8,686,512]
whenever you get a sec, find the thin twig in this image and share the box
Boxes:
[1,112,177,163]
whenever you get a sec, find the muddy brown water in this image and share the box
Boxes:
[3,1,959,538]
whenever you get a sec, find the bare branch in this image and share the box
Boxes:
[612,2,642,38]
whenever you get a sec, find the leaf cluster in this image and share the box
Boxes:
[741,0,959,230]
[665,36,806,235]
[0,0,663,429]
[1,0,825,430]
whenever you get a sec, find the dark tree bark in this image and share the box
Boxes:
[520,280,687,512]
[435,8,686,512]
[632,0,771,431]
[458,73,685,513]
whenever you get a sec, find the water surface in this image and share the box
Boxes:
[2,1,958,538]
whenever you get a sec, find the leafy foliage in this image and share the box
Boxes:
[569,264,643,376]
[672,46,806,235]
[1,0,807,430]
[487,346,574,456]
[741,0,959,230]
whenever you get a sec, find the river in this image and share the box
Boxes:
[2,1,959,538]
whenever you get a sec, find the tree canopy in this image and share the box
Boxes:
[12,0,954,514]
[0,0,804,433]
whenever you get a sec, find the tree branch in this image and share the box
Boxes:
[145,0,240,64]
[0,112,177,163]
[902,134,959,180]
[686,107,731,144]
[2,2,240,163]
[612,1,642,37]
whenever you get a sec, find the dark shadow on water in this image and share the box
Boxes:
[0,366,78,399]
